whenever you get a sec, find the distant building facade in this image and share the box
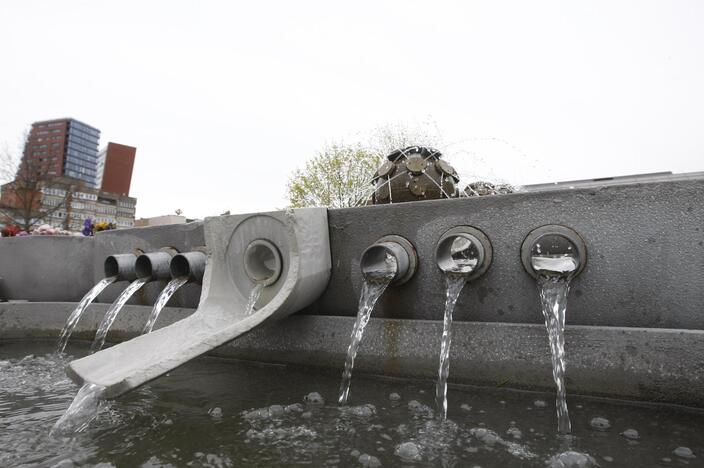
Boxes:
[23,118,101,188]
[34,177,136,231]
[135,214,186,228]
[96,142,136,196]
[1,118,138,232]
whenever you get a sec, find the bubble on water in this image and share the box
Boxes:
[268,405,284,418]
[389,392,401,401]
[620,428,639,440]
[358,453,381,467]
[470,427,499,446]
[407,400,434,418]
[163,419,173,425]
[534,400,547,408]
[589,417,611,431]
[284,403,304,414]
[661,457,672,462]
[546,451,597,468]
[304,392,325,405]
[673,447,695,459]
[460,403,472,411]
[208,407,223,419]
[242,407,271,421]
[301,411,313,419]
[395,441,422,462]
[350,449,360,458]
[342,404,377,418]
[602,455,614,462]
[506,425,522,440]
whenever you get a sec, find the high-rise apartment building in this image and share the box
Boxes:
[23,118,101,187]
[1,117,139,232]
[96,142,136,196]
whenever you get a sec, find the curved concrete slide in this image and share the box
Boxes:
[67,208,331,398]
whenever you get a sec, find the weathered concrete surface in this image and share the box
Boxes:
[3,303,703,407]
[68,208,332,397]
[0,237,95,302]
[1,176,703,329]
[93,222,205,308]
[308,177,704,329]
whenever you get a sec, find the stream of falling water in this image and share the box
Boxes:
[435,275,467,419]
[245,283,264,315]
[50,383,106,436]
[90,277,148,353]
[142,277,189,334]
[338,254,397,405]
[56,276,117,354]
[537,274,572,434]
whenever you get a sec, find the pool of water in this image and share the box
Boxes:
[1,341,702,467]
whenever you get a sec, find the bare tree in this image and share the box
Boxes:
[0,132,69,232]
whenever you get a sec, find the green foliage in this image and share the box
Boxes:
[287,144,382,208]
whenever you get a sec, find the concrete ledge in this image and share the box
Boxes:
[1,302,702,407]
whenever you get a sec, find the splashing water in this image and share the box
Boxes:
[142,276,189,334]
[56,276,117,354]
[90,277,148,353]
[50,383,105,437]
[338,254,397,405]
[537,274,572,434]
[246,283,265,315]
[435,275,467,419]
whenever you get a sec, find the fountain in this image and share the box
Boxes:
[142,251,206,334]
[433,226,492,418]
[338,235,416,405]
[66,208,331,398]
[0,170,703,466]
[521,225,587,434]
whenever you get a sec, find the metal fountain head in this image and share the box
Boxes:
[521,225,587,280]
[435,226,493,280]
[360,235,417,285]
[371,146,460,204]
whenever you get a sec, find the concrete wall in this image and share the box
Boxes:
[0,236,95,302]
[2,303,703,407]
[308,176,704,330]
[1,176,702,329]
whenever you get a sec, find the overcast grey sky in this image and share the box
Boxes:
[1,1,702,219]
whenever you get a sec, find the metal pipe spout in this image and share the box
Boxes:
[135,249,178,282]
[170,251,207,284]
[104,253,140,282]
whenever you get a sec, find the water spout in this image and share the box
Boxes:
[56,276,117,354]
[521,225,587,434]
[434,226,492,418]
[67,209,331,398]
[338,236,416,405]
[141,250,208,334]
[90,277,149,353]
[142,276,189,334]
[170,251,207,284]
[135,249,177,282]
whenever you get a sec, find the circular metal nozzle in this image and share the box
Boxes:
[135,248,177,281]
[104,253,140,281]
[244,239,283,286]
[170,251,207,284]
[435,226,492,280]
[360,235,417,286]
[521,225,587,279]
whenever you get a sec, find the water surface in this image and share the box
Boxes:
[1,341,702,467]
